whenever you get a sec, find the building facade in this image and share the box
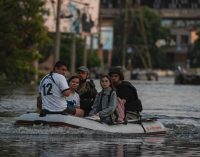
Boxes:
[43,0,200,68]
[100,0,200,67]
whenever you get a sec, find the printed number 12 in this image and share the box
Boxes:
[42,83,53,96]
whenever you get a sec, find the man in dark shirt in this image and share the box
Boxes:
[77,66,97,116]
[108,66,142,120]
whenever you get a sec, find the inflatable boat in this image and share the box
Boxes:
[15,113,167,134]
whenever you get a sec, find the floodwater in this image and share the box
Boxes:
[0,77,200,157]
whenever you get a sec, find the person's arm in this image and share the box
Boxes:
[88,80,98,98]
[118,83,142,112]
[56,74,71,97]
[74,92,81,108]
[117,85,134,101]
[36,93,42,112]
[62,89,71,97]
[89,93,101,116]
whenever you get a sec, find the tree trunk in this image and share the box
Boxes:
[70,33,76,74]
[54,0,61,64]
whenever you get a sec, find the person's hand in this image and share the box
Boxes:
[95,112,99,116]
[63,89,71,97]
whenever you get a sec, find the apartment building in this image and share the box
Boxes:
[100,0,200,67]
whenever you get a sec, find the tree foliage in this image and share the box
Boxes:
[59,34,86,68]
[113,6,170,69]
[0,0,50,83]
[57,33,99,70]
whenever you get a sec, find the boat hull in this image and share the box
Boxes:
[175,73,200,85]
[15,113,167,134]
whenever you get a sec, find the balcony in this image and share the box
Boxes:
[100,8,200,20]
[100,8,123,19]
[155,9,200,19]
[161,45,189,54]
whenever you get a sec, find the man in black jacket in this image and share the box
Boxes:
[108,66,142,120]
[77,66,97,116]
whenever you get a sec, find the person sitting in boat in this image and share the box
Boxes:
[108,66,143,121]
[66,75,84,117]
[76,66,97,116]
[89,75,117,125]
[38,61,76,115]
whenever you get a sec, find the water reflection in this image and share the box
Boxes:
[0,135,200,157]
[0,136,145,157]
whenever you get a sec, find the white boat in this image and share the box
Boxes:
[15,113,167,134]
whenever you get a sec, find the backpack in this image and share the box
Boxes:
[115,97,126,122]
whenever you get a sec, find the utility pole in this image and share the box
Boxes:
[54,0,61,64]
[122,0,129,69]
[139,13,152,69]
[97,2,104,69]
[70,33,76,74]
[83,36,87,66]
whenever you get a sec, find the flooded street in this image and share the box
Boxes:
[0,77,200,157]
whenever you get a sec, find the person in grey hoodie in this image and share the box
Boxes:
[89,75,117,124]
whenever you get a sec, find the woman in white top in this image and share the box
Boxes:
[67,75,84,117]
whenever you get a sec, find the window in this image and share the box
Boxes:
[181,35,189,45]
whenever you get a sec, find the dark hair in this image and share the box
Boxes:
[108,66,124,80]
[53,61,67,71]
[100,75,113,88]
[68,75,80,84]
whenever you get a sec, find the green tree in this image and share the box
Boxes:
[59,34,99,70]
[113,6,170,69]
[59,34,85,69]
[0,0,50,83]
